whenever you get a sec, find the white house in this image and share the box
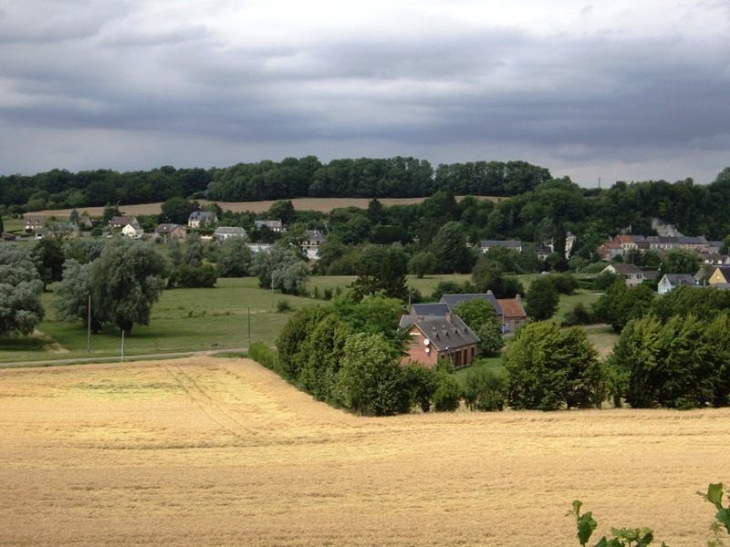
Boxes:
[122,222,144,239]
[213,226,247,241]
[657,273,697,295]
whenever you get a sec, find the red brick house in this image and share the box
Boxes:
[496,295,527,332]
[400,314,480,369]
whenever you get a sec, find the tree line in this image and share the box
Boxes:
[0,157,551,212]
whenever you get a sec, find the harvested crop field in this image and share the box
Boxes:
[1,357,727,546]
[38,195,500,217]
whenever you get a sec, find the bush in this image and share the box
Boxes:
[561,302,595,327]
[463,366,507,411]
[549,273,579,295]
[431,371,461,412]
[276,299,293,313]
[169,264,218,288]
[401,364,439,412]
[247,342,282,374]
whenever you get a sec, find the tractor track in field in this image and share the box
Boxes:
[161,361,260,440]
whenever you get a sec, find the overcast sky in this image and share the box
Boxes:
[1,0,729,187]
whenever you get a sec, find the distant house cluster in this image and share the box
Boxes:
[479,234,575,260]
[597,234,723,261]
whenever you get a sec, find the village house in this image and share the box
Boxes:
[254,219,284,233]
[121,222,144,239]
[601,263,645,287]
[439,293,503,316]
[407,292,516,334]
[108,215,139,229]
[400,314,480,369]
[657,273,697,295]
[479,239,522,253]
[188,211,218,228]
[708,266,730,286]
[213,226,247,241]
[155,223,187,241]
[597,234,711,260]
[496,295,527,332]
[23,215,45,233]
[303,229,325,260]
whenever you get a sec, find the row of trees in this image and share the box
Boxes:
[274,295,462,415]
[0,158,552,212]
[268,298,607,415]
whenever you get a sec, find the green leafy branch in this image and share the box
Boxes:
[570,483,730,547]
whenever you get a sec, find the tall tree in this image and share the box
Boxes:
[352,244,408,300]
[159,197,199,225]
[32,237,65,290]
[504,321,603,410]
[609,313,724,409]
[53,259,102,332]
[0,245,45,336]
[429,221,474,274]
[91,238,168,335]
[524,276,560,321]
[252,246,309,295]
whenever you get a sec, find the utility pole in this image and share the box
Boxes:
[86,294,91,353]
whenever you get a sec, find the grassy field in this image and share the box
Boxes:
[0,278,323,364]
[0,357,727,547]
[0,275,615,364]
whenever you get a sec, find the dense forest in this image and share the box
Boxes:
[0,157,551,210]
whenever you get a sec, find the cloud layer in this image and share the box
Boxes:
[1,0,729,185]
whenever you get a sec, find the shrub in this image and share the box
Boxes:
[432,372,461,412]
[561,302,596,327]
[463,367,507,411]
[276,299,293,313]
[247,342,282,375]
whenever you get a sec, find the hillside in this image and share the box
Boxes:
[1,356,727,546]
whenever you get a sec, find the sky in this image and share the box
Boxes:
[1,0,729,187]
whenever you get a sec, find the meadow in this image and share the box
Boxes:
[0,274,614,365]
[1,356,727,547]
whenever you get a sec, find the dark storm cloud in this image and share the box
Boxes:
[0,0,729,184]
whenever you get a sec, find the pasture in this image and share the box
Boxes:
[1,357,727,546]
[0,274,615,365]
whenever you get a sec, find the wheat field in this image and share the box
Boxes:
[1,357,728,546]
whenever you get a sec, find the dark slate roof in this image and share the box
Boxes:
[411,303,450,317]
[439,293,502,316]
[479,239,522,249]
[412,315,480,352]
[399,313,441,330]
[189,211,216,221]
[156,223,181,234]
[662,273,696,286]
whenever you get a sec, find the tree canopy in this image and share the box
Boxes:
[0,245,45,336]
[54,238,168,334]
[504,321,603,411]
